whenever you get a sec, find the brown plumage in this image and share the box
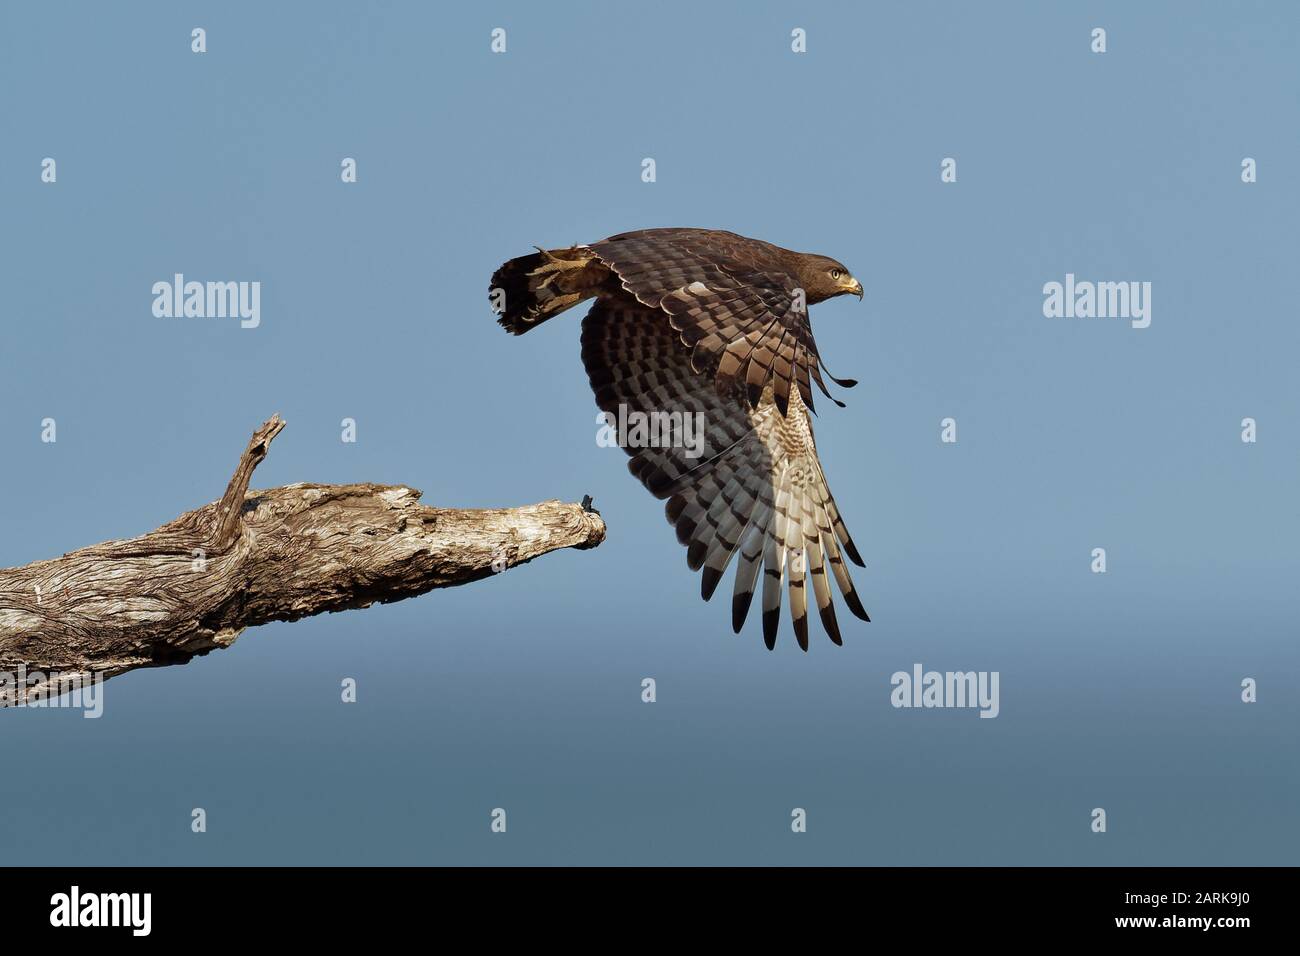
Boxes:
[490,228,869,650]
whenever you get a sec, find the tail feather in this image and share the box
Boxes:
[489,246,609,335]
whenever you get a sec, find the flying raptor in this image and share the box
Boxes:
[490,228,870,650]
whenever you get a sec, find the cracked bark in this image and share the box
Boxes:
[0,416,606,699]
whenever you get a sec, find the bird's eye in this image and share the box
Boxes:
[831,269,841,280]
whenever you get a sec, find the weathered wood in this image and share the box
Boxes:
[0,416,605,698]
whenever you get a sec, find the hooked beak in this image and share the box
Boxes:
[848,278,864,300]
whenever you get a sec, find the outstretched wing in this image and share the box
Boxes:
[581,299,869,649]
[586,230,841,418]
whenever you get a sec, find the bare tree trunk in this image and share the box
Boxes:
[0,416,605,700]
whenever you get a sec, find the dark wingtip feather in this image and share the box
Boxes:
[843,538,865,567]
[822,608,843,646]
[809,363,848,409]
[819,363,858,388]
[675,517,697,547]
[686,539,707,571]
[843,587,871,622]
[793,614,809,652]
[732,591,753,633]
[701,566,723,602]
[816,597,843,646]
[762,607,779,649]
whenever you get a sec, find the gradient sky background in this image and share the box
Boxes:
[1,1,1296,865]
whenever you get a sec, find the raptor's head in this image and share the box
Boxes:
[794,253,864,306]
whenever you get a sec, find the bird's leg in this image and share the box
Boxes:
[528,246,591,280]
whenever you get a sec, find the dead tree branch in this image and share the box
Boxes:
[0,415,605,697]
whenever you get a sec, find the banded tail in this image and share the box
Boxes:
[489,245,611,335]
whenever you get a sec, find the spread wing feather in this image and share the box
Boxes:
[580,300,869,649]
[586,230,838,417]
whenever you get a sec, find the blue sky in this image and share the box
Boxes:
[0,1,1296,864]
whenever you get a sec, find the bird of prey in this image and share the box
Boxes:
[489,228,869,650]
